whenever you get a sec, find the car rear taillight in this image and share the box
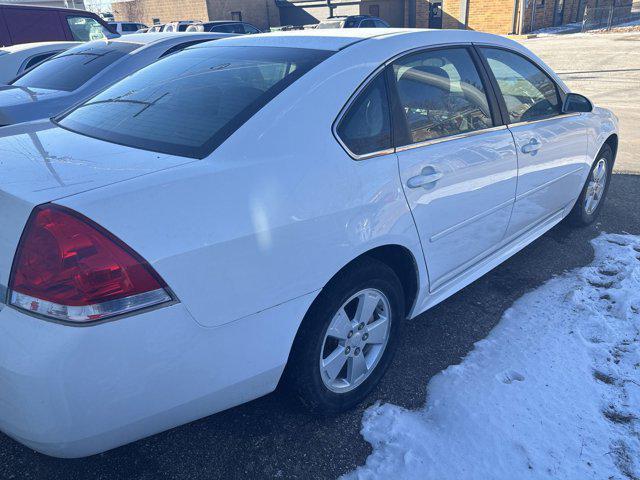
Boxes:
[8,204,173,323]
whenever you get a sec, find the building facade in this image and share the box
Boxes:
[279,0,631,32]
[112,0,280,30]
[112,0,632,33]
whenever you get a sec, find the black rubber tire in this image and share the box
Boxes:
[282,257,405,414]
[566,143,614,227]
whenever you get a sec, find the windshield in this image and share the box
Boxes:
[57,46,332,158]
[11,42,139,92]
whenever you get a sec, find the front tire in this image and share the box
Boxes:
[283,257,404,414]
[566,143,613,226]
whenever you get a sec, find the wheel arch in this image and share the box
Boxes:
[314,244,421,322]
[603,133,618,164]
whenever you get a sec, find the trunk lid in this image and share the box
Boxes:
[0,119,196,292]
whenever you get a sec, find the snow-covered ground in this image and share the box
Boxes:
[346,233,640,480]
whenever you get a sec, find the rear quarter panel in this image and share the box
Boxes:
[57,40,430,328]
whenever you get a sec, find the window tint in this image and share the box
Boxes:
[481,48,561,123]
[336,72,391,156]
[374,19,388,27]
[12,42,139,92]
[211,24,241,33]
[392,48,493,145]
[67,16,109,41]
[57,46,332,158]
[360,19,375,27]
[177,24,191,32]
[243,24,260,34]
[122,23,138,32]
[23,52,56,71]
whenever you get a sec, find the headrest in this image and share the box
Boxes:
[398,65,451,94]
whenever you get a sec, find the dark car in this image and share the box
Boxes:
[316,15,390,29]
[185,21,261,34]
[0,4,117,47]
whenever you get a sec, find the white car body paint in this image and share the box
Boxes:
[0,29,619,457]
[0,41,80,84]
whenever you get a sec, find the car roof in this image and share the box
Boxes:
[201,20,245,25]
[196,28,513,52]
[0,41,81,54]
[108,32,232,47]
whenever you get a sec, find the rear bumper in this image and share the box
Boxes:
[0,291,316,457]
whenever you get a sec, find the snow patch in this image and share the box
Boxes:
[345,233,640,480]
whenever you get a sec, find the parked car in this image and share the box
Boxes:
[0,32,232,126]
[186,21,261,34]
[137,27,149,33]
[148,24,165,33]
[0,41,80,83]
[162,20,197,32]
[316,14,390,28]
[0,29,617,457]
[108,21,148,35]
[0,4,117,46]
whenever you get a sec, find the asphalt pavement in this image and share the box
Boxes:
[1,32,639,480]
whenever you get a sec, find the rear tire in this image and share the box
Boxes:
[566,144,613,227]
[283,257,404,414]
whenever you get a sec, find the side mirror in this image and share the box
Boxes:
[562,93,593,113]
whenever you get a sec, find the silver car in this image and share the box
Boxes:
[0,32,232,126]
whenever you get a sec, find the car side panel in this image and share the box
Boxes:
[57,49,429,327]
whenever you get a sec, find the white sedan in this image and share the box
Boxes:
[0,29,618,457]
[0,41,80,84]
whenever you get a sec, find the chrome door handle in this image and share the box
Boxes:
[407,171,443,189]
[521,138,541,154]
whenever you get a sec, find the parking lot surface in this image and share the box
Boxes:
[519,32,640,173]
[1,33,638,480]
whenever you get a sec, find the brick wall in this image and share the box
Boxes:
[112,0,280,30]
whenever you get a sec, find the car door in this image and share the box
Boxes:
[478,47,588,238]
[391,46,518,291]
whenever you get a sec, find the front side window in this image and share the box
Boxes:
[336,72,391,156]
[57,46,332,158]
[67,16,110,41]
[481,48,561,124]
[391,47,494,145]
[12,42,139,92]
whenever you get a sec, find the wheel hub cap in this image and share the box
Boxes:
[584,158,608,215]
[319,288,391,393]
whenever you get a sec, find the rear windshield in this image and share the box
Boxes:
[11,42,139,92]
[57,46,332,158]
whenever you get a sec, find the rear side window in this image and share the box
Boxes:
[57,46,332,158]
[22,52,56,71]
[122,23,139,32]
[480,47,561,124]
[336,72,391,157]
[211,24,243,33]
[67,16,110,41]
[11,42,139,92]
[391,47,494,145]
[243,24,260,34]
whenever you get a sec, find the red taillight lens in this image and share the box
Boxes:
[9,204,172,323]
